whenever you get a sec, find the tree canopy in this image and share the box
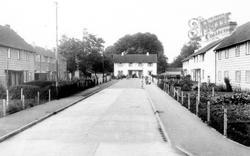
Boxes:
[169,37,201,67]
[105,32,167,73]
[59,31,113,76]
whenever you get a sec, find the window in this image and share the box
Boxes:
[218,71,222,81]
[148,63,153,67]
[202,55,205,62]
[138,63,143,67]
[17,50,20,60]
[148,71,152,75]
[218,52,222,60]
[235,71,241,83]
[224,71,229,78]
[235,46,240,57]
[246,71,250,83]
[36,55,40,62]
[129,63,132,67]
[247,42,250,55]
[225,50,229,59]
[7,48,11,59]
[202,70,204,79]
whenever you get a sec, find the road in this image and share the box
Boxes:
[0,79,184,156]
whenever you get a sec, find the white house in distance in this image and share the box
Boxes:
[214,22,250,90]
[182,40,222,83]
[113,53,157,78]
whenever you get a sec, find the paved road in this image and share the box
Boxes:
[0,79,183,156]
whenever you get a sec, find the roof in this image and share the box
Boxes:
[166,68,182,72]
[0,25,35,52]
[215,22,250,51]
[33,46,55,57]
[113,54,157,63]
[182,39,222,62]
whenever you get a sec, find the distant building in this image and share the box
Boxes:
[214,22,250,90]
[161,68,182,78]
[34,46,67,81]
[113,53,157,78]
[182,40,222,83]
[0,25,36,88]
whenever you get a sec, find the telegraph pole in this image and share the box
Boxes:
[55,1,59,96]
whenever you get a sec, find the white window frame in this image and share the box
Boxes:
[247,42,250,55]
[225,50,229,59]
[235,70,241,83]
[218,52,222,60]
[218,71,222,81]
[17,50,20,60]
[148,63,153,67]
[138,63,143,67]
[246,70,250,84]
[235,46,240,57]
[224,71,229,78]
[7,48,11,59]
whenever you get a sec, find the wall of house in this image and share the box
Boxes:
[183,46,216,83]
[216,41,250,90]
[114,62,157,77]
[0,46,35,88]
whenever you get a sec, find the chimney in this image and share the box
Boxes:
[5,24,10,28]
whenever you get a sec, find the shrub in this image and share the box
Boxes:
[23,80,55,88]
[9,85,40,99]
[224,78,233,92]
[0,84,6,99]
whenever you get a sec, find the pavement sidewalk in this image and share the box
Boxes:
[146,84,250,156]
[0,80,117,141]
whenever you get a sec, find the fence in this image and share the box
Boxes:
[0,78,112,118]
[160,81,229,136]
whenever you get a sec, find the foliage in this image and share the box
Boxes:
[104,32,168,73]
[59,31,112,76]
[9,85,40,99]
[0,84,6,99]
[179,75,193,91]
[169,37,201,67]
[224,77,233,92]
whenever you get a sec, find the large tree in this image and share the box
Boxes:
[59,31,111,76]
[169,37,201,67]
[105,32,167,73]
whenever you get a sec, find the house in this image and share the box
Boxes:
[34,46,68,81]
[0,25,36,88]
[214,22,250,90]
[161,68,182,79]
[113,53,157,78]
[182,39,222,83]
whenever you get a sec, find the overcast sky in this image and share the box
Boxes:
[1,0,250,62]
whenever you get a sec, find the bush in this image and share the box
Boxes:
[23,80,55,88]
[0,84,6,99]
[224,78,233,92]
[9,85,40,99]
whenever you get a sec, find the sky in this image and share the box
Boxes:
[1,0,250,62]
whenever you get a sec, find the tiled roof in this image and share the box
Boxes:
[215,22,250,51]
[0,25,35,52]
[182,39,222,62]
[113,54,157,63]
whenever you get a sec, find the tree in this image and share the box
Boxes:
[104,32,167,73]
[59,31,110,77]
[169,37,201,67]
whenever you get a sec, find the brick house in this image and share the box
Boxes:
[0,25,36,88]
[34,46,68,81]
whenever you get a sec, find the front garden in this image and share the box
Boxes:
[157,75,250,146]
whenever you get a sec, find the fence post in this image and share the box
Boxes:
[212,87,215,97]
[181,91,184,105]
[2,99,6,117]
[21,88,23,100]
[173,88,176,97]
[177,89,180,102]
[37,91,40,105]
[6,89,9,108]
[188,93,191,110]
[223,106,227,137]
[196,97,199,116]
[207,101,210,124]
[22,95,25,110]
[49,89,51,102]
